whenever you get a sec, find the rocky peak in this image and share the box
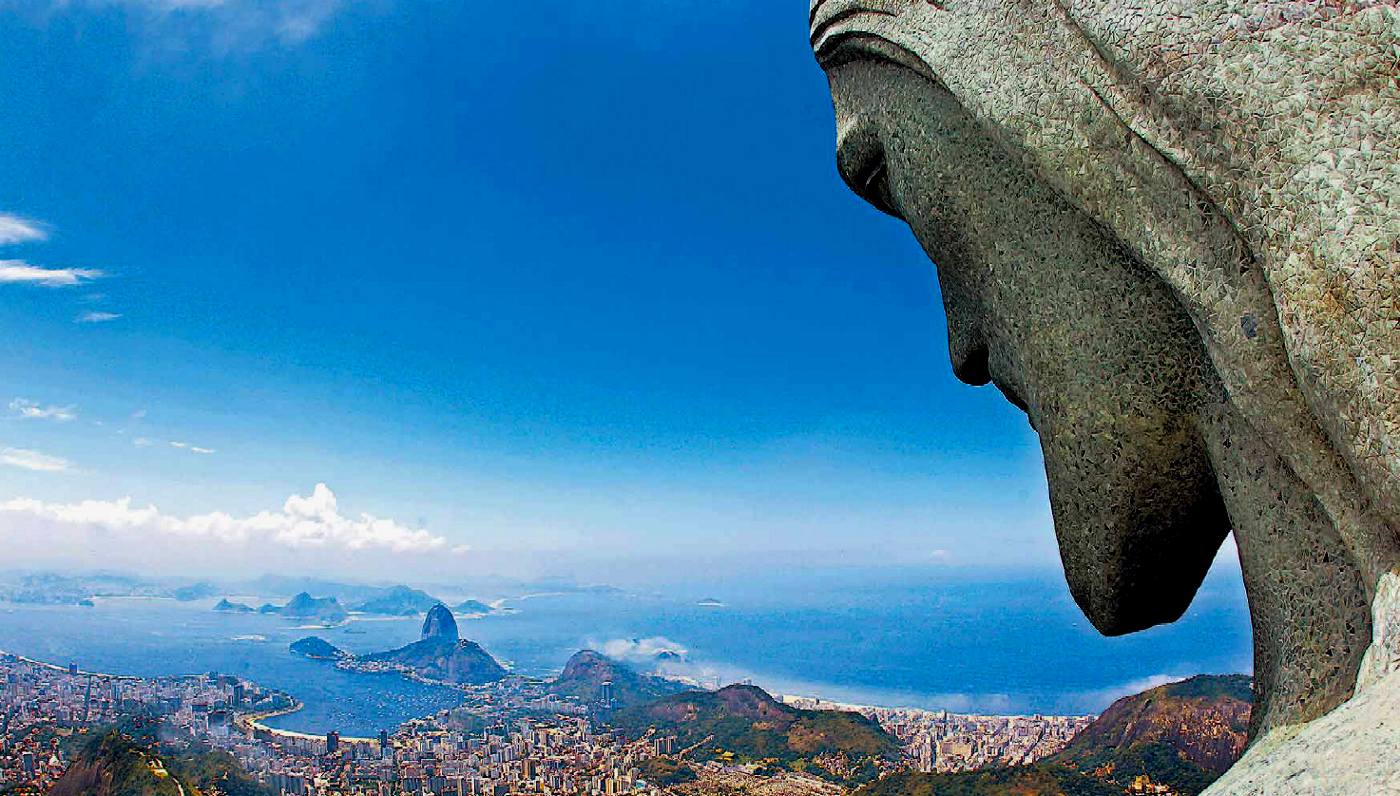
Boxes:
[421,603,459,642]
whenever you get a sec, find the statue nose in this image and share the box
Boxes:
[950,335,991,386]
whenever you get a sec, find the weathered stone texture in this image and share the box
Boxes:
[809,0,1397,789]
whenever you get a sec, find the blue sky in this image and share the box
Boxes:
[0,0,1067,577]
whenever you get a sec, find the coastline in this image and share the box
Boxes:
[0,648,382,746]
[239,700,378,746]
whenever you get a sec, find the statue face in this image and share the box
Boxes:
[823,56,1232,634]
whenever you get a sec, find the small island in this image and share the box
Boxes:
[289,636,350,661]
[272,592,349,625]
[454,599,495,616]
[213,598,254,614]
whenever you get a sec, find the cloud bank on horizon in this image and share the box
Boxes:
[0,483,467,572]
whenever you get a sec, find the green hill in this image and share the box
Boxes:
[1049,674,1251,793]
[853,674,1251,796]
[860,768,1118,796]
[548,650,691,708]
[48,730,273,796]
[612,684,898,782]
[290,636,349,660]
[49,731,185,796]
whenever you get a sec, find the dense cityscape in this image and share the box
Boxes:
[0,652,1100,796]
[782,698,1091,773]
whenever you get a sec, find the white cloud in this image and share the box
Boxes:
[133,437,154,447]
[0,260,103,287]
[43,0,350,47]
[0,447,74,473]
[0,213,47,245]
[170,441,188,448]
[189,446,216,454]
[8,398,77,422]
[1072,673,1187,711]
[0,483,459,555]
[76,311,122,323]
[593,636,689,664]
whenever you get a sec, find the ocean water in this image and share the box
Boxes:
[0,564,1252,735]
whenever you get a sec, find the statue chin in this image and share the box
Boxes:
[1053,487,1232,637]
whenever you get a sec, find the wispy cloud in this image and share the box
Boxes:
[8,398,77,422]
[0,214,47,245]
[0,260,103,287]
[133,437,154,447]
[34,0,351,48]
[76,311,122,324]
[1069,674,1189,712]
[0,447,74,473]
[0,483,459,554]
[170,441,217,453]
[597,636,689,663]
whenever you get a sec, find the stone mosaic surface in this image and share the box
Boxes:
[807,0,1397,786]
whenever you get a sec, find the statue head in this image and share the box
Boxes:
[809,0,1399,724]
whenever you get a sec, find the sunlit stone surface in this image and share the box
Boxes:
[807,2,1397,791]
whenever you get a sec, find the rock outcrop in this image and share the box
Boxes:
[361,637,506,685]
[420,603,459,642]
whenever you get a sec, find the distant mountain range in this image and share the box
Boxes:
[859,674,1252,796]
[0,572,186,606]
[351,585,443,616]
[612,683,899,783]
[548,649,691,708]
[0,570,592,613]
